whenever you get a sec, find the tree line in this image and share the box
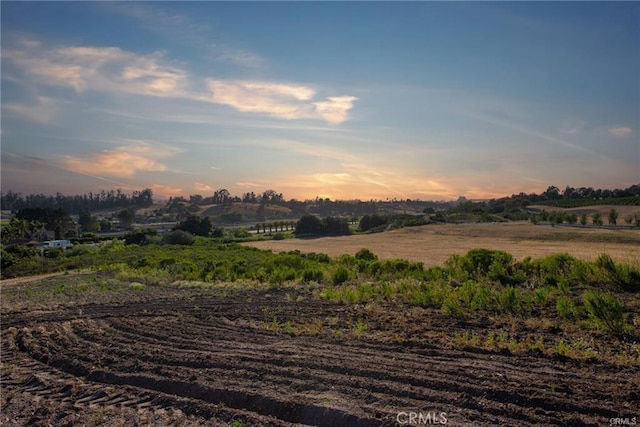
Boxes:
[1,189,153,213]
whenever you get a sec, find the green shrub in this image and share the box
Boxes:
[442,296,465,318]
[269,266,296,284]
[333,266,350,285]
[355,248,378,262]
[497,286,520,314]
[305,252,331,263]
[556,296,577,319]
[595,254,640,291]
[129,282,146,291]
[583,291,625,335]
[302,268,324,283]
[339,254,357,268]
[446,249,513,281]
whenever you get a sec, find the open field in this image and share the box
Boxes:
[2,273,638,426]
[245,222,640,267]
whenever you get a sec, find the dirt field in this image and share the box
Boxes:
[246,222,640,267]
[1,274,638,426]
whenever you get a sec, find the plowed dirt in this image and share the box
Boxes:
[1,274,638,426]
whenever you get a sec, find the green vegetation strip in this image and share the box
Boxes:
[3,241,639,365]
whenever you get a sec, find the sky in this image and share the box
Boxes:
[1,2,638,201]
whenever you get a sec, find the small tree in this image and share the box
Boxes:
[78,210,98,232]
[579,213,587,225]
[117,209,136,230]
[539,210,549,222]
[592,213,603,226]
[608,209,618,226]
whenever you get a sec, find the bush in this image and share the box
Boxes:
[446,249,513,281]
[497,286,519,314]
[124,229,157,245]
[302,268,324,283]
[233,228,251,239]
[595,254,640,291]
[355,248,378,262]
[583,291,625,335]
[556,296,578,319]
[333,266,350,285]
[162,230,195,245]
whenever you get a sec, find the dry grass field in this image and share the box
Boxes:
[246,222,640,267]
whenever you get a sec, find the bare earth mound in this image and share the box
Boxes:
[245,222,640,267]
[1,275,638,426]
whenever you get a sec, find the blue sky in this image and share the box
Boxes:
[1,2,638,200]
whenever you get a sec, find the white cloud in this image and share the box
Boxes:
[608,126,633,138]
[313,96,359,125]
[3,41,188,98]
[120,53,188,97]
[4,37,357,125]
[207,79,357,124]
[207,79,314,120]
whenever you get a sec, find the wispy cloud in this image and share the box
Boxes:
[151,184,183,198]
[3,37,357,125]
[194,182,213,192]
[456,108,600,157]
[206,79,357,124]
[559,119,586,135]
[4,151,118,184]
[3,96,58,124]
[64,151,166,178]
[608,126,633,138]
[104,2,266,69]
[62,140,180,179]
[3,41,188,98]
[236,182,262,188]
